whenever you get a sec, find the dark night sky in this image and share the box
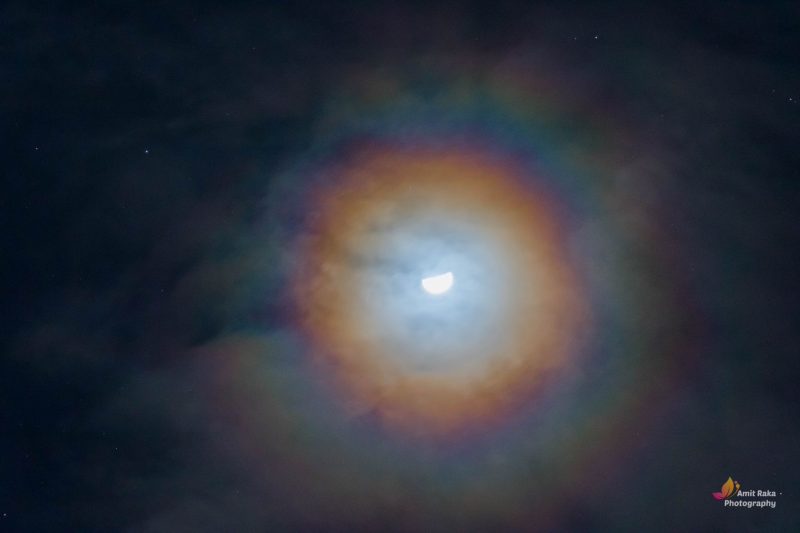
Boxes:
[2,1,799,531]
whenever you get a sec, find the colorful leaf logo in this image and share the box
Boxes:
[712,477,741,500]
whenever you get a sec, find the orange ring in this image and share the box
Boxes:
[292,144,590,436]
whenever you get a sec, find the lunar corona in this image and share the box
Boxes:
[292,147,587,435]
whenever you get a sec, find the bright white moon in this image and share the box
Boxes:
[421,272,454,295]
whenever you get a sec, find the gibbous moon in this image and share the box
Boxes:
[421,272,454,295]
